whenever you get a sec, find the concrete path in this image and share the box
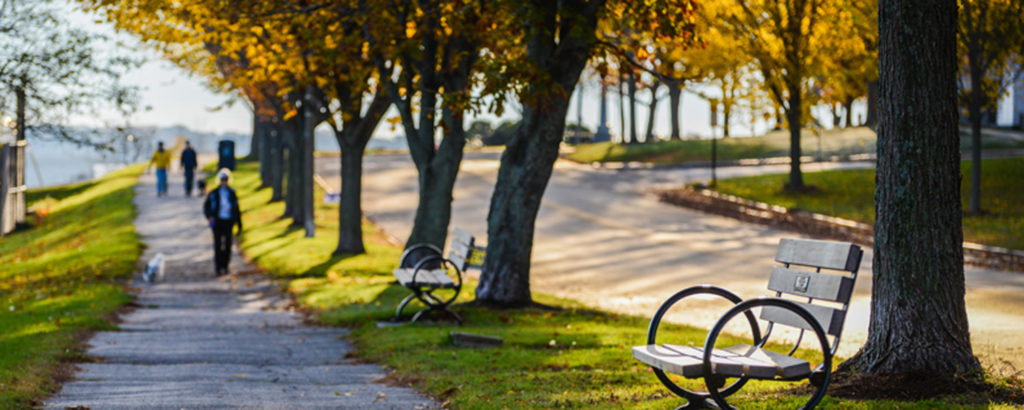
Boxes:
[317,152,1024,372]
[46,170,434,409]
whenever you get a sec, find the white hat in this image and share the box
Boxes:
[217,168,231,181]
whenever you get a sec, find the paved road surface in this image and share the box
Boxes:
[318,152,1024,372]
[47,170,434,409]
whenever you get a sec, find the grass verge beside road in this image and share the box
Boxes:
[0,165,143,407]
[568,126,1024,165]
[712,157,1024,250]
[228,159,1020,408]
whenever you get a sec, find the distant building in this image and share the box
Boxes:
[996,73,1024,128]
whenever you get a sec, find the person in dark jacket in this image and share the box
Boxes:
[203,169,243,276]
[180,140,198,197]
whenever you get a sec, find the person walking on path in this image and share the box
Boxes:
[147,141,172,197]
[203,169,242,275]
[180,140,198,197]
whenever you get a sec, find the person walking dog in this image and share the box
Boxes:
[180,140,198,197]
[203,170,243,276]
[147,142,172,197]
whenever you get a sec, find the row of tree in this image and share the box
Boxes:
[83,0,700,306]
[83,0,990,382]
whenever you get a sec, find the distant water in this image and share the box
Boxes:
[25,133,406,188]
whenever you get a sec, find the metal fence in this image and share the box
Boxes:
[0,141,26,236]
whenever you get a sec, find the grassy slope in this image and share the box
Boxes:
[714,157,1024,250]
[0,165,143,407]
[569,126,1024,164]
[229,160,1017,409]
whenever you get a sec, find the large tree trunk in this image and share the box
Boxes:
[406,122,466,250]
[865,80,879,127]
[786,88,804,189]
[722,103,732,138]
[283,120,304,226]
[475,0,600,306]
[966,40,984,214]
[644,79,660,142]
[335,144,366,254]
[667,79,683,140]
[840,0,980,376]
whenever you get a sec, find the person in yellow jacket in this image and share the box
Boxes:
[147,142,172,197]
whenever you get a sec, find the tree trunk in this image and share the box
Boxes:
[255,117,272,188]
[840,0,980,376]
[249,113,263,161]
[283,120,304,226]
[723,103,732,138]
[475,0,600,306]
[269,122,285,202]
[618,69,627,143]
[967,41,984,214]
[645,79,660,142]
[667,80,683,140]
[335,144,366,254]
[627,68,638,144]
[844,97,854,128]
[406,123,466,250]
[865,80,879,127]
[301,87,317,237]
[774,105,784,131]
[13,85,25,223]
[786,88,804,189]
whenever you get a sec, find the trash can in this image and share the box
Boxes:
[217,140,235,171]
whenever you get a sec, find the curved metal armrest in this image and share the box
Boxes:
[702,297,834,410]
[647,285,761,345]
[400,243,443,268]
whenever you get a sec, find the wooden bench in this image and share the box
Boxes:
[392,227,485,324]
[633,238,863,409]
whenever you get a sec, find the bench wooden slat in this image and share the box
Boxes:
[392,268,456,288]
[775,238,861,272]
[634,344,810,379]
[450,240,471,259]
[452,227,474,247]
[767,267,855,303]
[720,344,811,378]
[447,252,466,271]
[759,301,846,336]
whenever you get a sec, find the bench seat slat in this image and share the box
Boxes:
[447,252,466,271]
[759,302,846,336]
[632,344,811,379]
[392,268,456,288]
[452,228,474,248]
[768,267,855,303]
[775,238,861,272]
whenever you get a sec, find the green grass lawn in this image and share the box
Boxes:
[0,165,143,407]
[569,126,1024,165]
[227,159,1020,408]
[713,157,1024,250]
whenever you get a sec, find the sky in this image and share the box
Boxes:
[68,4,866,142]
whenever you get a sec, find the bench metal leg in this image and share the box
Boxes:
[394,293,417,321]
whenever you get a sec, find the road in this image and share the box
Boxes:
[317,151,1024,371]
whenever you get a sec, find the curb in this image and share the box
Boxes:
[657,187,1024,273]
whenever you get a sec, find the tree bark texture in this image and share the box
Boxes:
[786,89,804,188]
[627,68,638,144]
[249,113,263,161]
[618,68,627,143]
[865,80,879,127]
[667,80,683,140]
[333,89,390,255]
[255,116,272,188]
[301,87,317,238]
[844,98,854,128]
[475,0,602,306]
[645,80,659,142]
[841,0,980,376]
[269,123,285,202]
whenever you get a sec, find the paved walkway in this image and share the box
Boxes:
[46,171,434,409]
[317,152,1024,372]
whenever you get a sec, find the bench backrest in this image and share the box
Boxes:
[447,227,486,271]
[759,238,862,351]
